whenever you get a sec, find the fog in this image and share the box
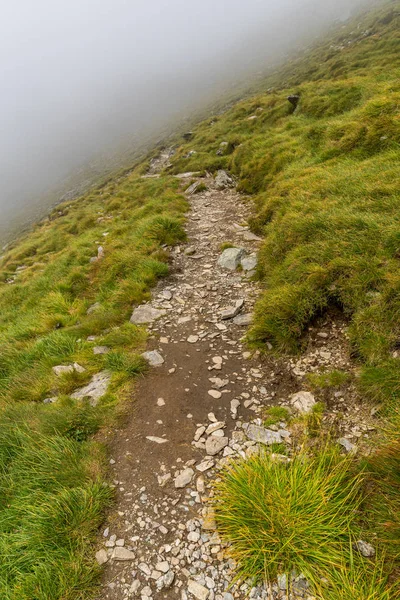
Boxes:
[0,0,368,242]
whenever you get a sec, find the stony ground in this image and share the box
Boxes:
[95,164,379,600]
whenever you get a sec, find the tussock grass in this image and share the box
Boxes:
[214,449,362,585]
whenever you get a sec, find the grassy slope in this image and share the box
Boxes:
[0,170,187,599]
[0,1,399,598]
[164,0,400,596]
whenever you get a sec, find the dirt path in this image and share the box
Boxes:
[95,169,375,600]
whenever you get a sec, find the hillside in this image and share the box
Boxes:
[0,1,399,599]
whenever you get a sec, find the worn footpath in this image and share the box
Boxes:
[95,166,376,600]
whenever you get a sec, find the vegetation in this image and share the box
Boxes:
[163,1,400,596]
[1,0,400,597]
[0,172,187,598]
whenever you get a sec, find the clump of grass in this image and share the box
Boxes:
[264,405,290,427]
[214,448,362,584]
[220,241,235,251]
[307,370,350,389]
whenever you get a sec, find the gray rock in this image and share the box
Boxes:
[338,437,356,453]
[277,574,287,591]
[93,345,110,355]
[188,580,209,600]
[186,181,202,195]
[112,547,136,561]
[142,350,164,367]
[217,248,245,270]
[130,305,166,324]
[87,302,101,315]
[95,549,109,565]
[52,365,74,376]
[215,170,234,190]
[205,436,229,456]
[243,231,262,242]
[174,468,194,488]
[354,540,375,558]
[43,397,58,404]
[241,253,258,272]
[233,313,252,326]
[71,371,111,406]
[291,391,316,414]
[245,424,283,445]
[73,362,86,373]
[220,299,244,320]
[157,570,175,590]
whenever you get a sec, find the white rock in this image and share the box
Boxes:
[205,436,229,456]
[188,580,210,600]
[157,398,166,406]
[71,371,111,406]
[146,436,168,444]
[291,391,316,414]
[241,253,258,272]
[112,547,136,561]
[206,421,225,435]
[130,305,166,324]
[142,350,164,367]
[95,549,109,565]
[245,424,283,445]
[354,540,375,558]
[52,365,74,376]
[187,335,199,343]
[174,468,194,488]
[208,389,222,399]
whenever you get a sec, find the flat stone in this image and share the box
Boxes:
[112,547,136,561]
[95,549,109,565]
[130,305,166,324]
[233,313,252,326]
[291,391,316,414]
[156,561,170,574]
[196,459,215,472]
[146,436,168,444]
[206,421,225,434]
[220,299,244,320]
[188,580,210,600]
[73,362,86,373]
[241,253,258,272]
[142,350,164,367]
[71,371,111,406]
[245,424,283,445]
[243,231,262,241]
[157,398,166,406]
[205,436,229,456]
[174,468,194,488]
[217,248,246,271]
[208,389,222,399]
[93,345,110,355]
[187,335,199,343]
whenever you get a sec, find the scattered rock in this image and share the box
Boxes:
[241,253,258,272]
[354,540,375,558]
[87,302,101,315]
[217,248,245,270]
[205,436,228,456]
[208,389,222,399]
[188,580,210,600]
[245,424,283,445]
[338,437,356,453]
[93,345,110,355]
[291,391,316,414]
[130,305,166,324]
[220,299,244,320]
[174,468,194,488]
[52,365,74,376]
[112,547,136,561]
[71,371,111,406]
[95,549,109,566]
[146,436,168,444]
[142,350,164,367]
[215,170,234,190]
[233,313,252,326]
[187,335,199,343]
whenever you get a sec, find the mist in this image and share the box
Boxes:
[0,0,368,243]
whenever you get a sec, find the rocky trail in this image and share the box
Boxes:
[95,163,377,600]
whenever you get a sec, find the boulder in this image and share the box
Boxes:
[241,253,258,272]
[215,170,234,190]
[217,248,246,270]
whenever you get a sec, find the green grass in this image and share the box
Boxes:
[214,449,364,584]
[0,171,187,597]
[307,370,350,390]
